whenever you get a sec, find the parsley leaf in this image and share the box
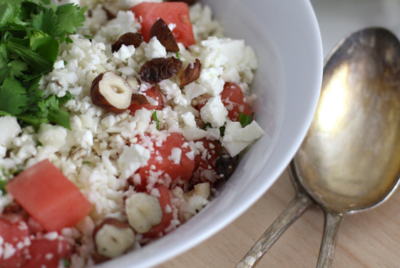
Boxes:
[9,59,28,78]
[152,111,160,130]
[219,125,225,137]
[6,41,53,74]
[0,1,86,130]
[238,112,254,127]
[0,78,29,114]
[61,258,71,267]
[202,122,212,130]
[54,4,87,39]
[32,8,56,35]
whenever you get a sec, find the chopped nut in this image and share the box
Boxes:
[184,182,210,200]
[125,193,162,233]
[180,59,202,87]
[112,33,144,52]
[91,71,133,113]
[93,218,135,259]
[131,94,150,105]
[102,2,118,19]
[140,57,182,84]
[215,154,240,180]
[149,18,179,52]
[126,77,140,90]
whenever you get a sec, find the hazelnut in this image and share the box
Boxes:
[125,193,163,233]
[149,18,179,52]
[91,71,133,113]
[102,3,118,19]
[184,182,210,200]
[180,59,202,87]
[93,218,135,259]
[112,33,144,52]
[131,94,150,106]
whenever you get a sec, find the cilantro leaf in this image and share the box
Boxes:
[6,41,52,73]
[32,36,59,64]
[219,125,225,137]
[54,4,86,38]
[203,122,212,130]
[0,78,29,114]
[58,91,74,104]
[61,258,71,267]
[0,0,20,28]
[41,95,71,129]
[9,60,28,78]
[152,111,160,130]
[238,112,254,127]
[32,9,56,35]
[175,52,180,60]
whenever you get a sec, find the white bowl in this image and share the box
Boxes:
[99,0,322,267]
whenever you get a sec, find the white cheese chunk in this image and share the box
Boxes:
[145,37,167,60]
[200,96,228,128]
[183,82,208,100]
[181,112,196,127]
[170,148,182,164]
[221,121,265,157]
[0,116,21,147]
[198,67,224,96]
[117,144,150,180]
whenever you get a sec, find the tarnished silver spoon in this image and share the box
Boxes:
[237,27,400,268]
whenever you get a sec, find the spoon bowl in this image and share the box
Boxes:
[237,27,400,268]
[294,27,400,214]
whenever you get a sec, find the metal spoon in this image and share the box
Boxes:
[237,27,400,268]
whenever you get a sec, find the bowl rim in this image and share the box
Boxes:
[98,0,323,267]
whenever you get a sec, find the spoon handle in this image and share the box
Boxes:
[236,193,313,268]
[316,212,344,268]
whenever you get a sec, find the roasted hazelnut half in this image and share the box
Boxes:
[149,18,179,52]
[93,218,135,259]
[102,2,118,19]
[131,94,150,105]
[140,57,183,84]
[112,32,144,52]
[180,59,202,87]
[125,193,163,233]
[91,71,133,113]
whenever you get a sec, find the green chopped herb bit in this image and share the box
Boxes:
[203,122,212,130]
[0,0,86,129]
[175,51,180,60]
[152,111,160,130]
[219,125,225,137]
[61,258,71,267]
[82,161,92,165]
[0,180,7,194]
[37,141,43,146]
[238,112,254,128]
[83,35,93,39]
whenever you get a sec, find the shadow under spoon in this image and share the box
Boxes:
[237,27,400,268]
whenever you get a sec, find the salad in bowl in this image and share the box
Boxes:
[0,0,265,267]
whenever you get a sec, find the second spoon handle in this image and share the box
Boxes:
[316,212,344,268]
[236,193,313,268]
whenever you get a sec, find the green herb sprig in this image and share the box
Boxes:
[0,0,87,130]
[152,111,160,130]
[239,112,254,128]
